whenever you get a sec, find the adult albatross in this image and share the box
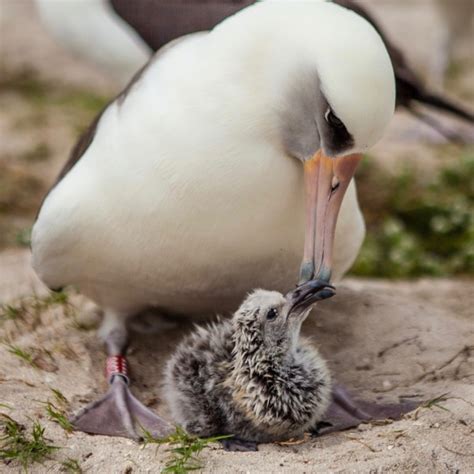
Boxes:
[35,0,473,137]
[32,1,399,440]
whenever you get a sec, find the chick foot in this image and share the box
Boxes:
[221,437,258,452]
[316,384,419,435]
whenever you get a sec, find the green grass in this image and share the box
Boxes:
[0,290,74,327]
[60,457,82,473]
[38,291,69,307]
[0,414,58,471]
[352,150,474,278]
[43,403,73,434]
[1,305,21,321]
[3,343,61,372]
[38,389,72,434]
[50,388,69,407]
[0,69,110,251]
[69,316,98,332]
[422,393,451,412]
[142,426,232,474]
[0,68,109,146]
[15,228,32,247]
[1,292,74,369]
[0,68,109,116]
[4,344,37,368]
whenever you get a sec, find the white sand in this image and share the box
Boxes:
[1,250,473,473]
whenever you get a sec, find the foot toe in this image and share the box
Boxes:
[221,438,258,452]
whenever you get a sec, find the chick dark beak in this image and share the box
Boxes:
[287,280,335,316]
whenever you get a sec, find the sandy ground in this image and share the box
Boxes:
[1,1,473,473]
[1,249,473,473]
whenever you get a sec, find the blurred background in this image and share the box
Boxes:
[1,0,473,279]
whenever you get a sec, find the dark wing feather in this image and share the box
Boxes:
[110,0,254,51]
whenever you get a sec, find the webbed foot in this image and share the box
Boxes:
[316,384,419,435]
[71,374,171,439]
[221,437,258,452]
[309,421,333,437]
[72,311,172,440]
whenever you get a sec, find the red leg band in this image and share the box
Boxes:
[106,355,130,385]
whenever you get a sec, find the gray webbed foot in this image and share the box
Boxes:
[309,420,333,437]
[71,376,171,440]
[332,384,372,421]
[221,438,258,452]
[318,384,420,435]
[72,311,172,440]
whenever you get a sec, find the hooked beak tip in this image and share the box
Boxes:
[316,288,336,300]
[287,279,336,315]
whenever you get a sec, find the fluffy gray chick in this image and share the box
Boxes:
[164,281,334,451]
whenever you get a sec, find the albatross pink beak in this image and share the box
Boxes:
[299,150,362,283]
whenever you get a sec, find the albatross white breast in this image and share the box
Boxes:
[32,1,394,317]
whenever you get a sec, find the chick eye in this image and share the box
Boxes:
[325,109,344,129]
[266,308,278,321]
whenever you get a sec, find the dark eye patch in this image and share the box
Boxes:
[325,109,344,129]
[323,107,354,155]
[266,308,278,321]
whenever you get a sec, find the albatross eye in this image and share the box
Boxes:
[325,109,344,129]
[266,308,278,321]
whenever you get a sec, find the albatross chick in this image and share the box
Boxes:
[164,281,334,451]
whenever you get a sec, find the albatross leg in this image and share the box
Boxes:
[70,309,172,439]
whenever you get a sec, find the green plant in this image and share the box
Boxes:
[352,151,474,278]
[4,344,37,368]
[60,457,82,473]
[0,69,108,116]
[1,305,21,321]
[15,228,32,247]
[0,290,75,328]
[44,403,73,433]
[142,426,231,474]
[422,393,451,412]
[0,414,58,471]
[50,388,69,407]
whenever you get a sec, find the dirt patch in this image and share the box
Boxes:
[0,250,473,473]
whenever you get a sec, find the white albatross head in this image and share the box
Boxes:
[214,0,395,284]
